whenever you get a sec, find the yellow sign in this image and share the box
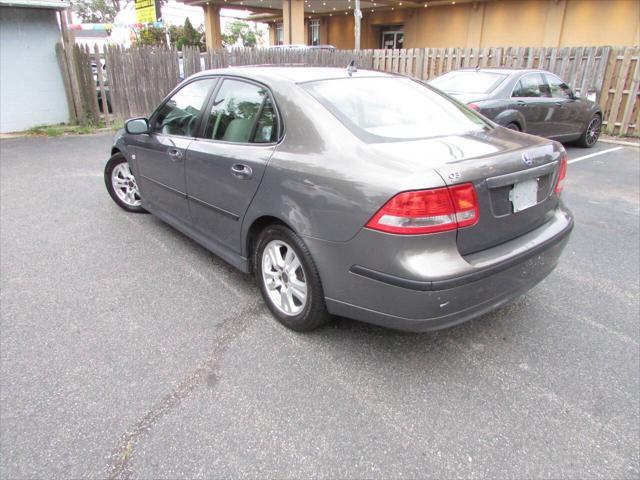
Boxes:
[135,0,157,24]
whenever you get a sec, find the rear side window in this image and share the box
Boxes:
[154,78,216,137]
[303,77,489,142]
[431,71,508,94]
[203,79,278,143]
[512,74,546,98]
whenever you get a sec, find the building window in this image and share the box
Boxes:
[309,19,320,46]
[381,27,404,49]
[275,23,284,45]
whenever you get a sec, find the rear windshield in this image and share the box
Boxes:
[303,77,489,142]
[431,71,508,94]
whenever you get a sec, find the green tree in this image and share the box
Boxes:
[73,0,119,23]
[222,20,260,48]
[175,18,204,51]
[168,24,184,47]
[138,25,166,46]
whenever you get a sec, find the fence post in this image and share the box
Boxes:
[93,44,110,128]
[415,48,425,79]
[55,43,78,124]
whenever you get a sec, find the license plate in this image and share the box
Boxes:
[510,179,538,212]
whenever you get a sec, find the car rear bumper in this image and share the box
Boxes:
[304,205,573,332]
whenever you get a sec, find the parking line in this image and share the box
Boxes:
[568,146,623,164]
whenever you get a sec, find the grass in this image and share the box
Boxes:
[26,121,124,137]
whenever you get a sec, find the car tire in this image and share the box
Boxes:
[104,153,147,213]
[506,122,521,131]
[576,114,601,148]
[255,224,331,332]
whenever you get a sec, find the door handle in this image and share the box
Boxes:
[555,101,564,107]
[231,164,253,179]
[516,100,526,106]
[167,148,183,161]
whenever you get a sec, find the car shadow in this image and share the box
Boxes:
[142,212,532,361]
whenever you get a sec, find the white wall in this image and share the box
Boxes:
[0,7,69,133]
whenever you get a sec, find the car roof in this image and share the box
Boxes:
[452,67,550,75]
[191,65,393,84]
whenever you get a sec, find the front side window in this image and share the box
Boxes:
[512,73,545,98]
[545,74,572,99]
[309,19,320,46]
[304,77,488,142]
[154,78,216,136]
[203,79,278,143]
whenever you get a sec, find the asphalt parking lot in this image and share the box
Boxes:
[1,133,638,479]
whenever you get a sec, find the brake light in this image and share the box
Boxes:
[467,103,481,111]
[365,183,479,235]
[555,151,568,195]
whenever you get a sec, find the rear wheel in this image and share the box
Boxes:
[506,122,521,131]
[104,153,147,213]
[255,225,331,331]
[576,114,601,148]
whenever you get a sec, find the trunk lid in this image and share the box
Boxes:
[447,92,490,105]
[369,127,564,255]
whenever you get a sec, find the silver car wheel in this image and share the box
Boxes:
[586,116,601,146]
[111,162,141,207]
[261,240,308,316]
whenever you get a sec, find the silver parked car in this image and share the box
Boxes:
[430,68,602,147]
[105,66,573,332]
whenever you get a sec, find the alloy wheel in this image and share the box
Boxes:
[111,162,141,207]
[586,117,601,146]
[261,240,308,316]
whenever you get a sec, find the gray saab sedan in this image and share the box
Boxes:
[105,66,573,332]
[430,68,602,147]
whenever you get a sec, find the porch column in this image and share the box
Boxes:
[542,0,567,47]
[204,4,222,51]
[282,0,305,45]
[466,1,485,48]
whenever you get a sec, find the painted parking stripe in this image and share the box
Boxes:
[568,146,623,164]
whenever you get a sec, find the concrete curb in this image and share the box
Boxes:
[599,138,639,148]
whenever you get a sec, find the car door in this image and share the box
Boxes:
[511,73,554,136]
[544,73,584,138]
[134,77,218,222]
[185,77,280,253]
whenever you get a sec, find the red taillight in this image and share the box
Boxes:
[365,183,479,235]
[555,151,568,195]
[467,103,481,111]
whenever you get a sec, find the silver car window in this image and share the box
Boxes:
[154,78,216,137]
[203,79,277,143]
[304,77,489,142]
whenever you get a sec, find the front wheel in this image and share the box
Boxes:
[576,114,601,148]
[104,153,147,213]
[255,225,331,332]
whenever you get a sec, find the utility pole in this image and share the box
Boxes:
[354,0,362,50]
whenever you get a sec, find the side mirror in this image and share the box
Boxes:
[125,117,149,135]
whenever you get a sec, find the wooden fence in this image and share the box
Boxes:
[56,44,639,137]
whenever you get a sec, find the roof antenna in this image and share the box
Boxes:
[347,60,357,76]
